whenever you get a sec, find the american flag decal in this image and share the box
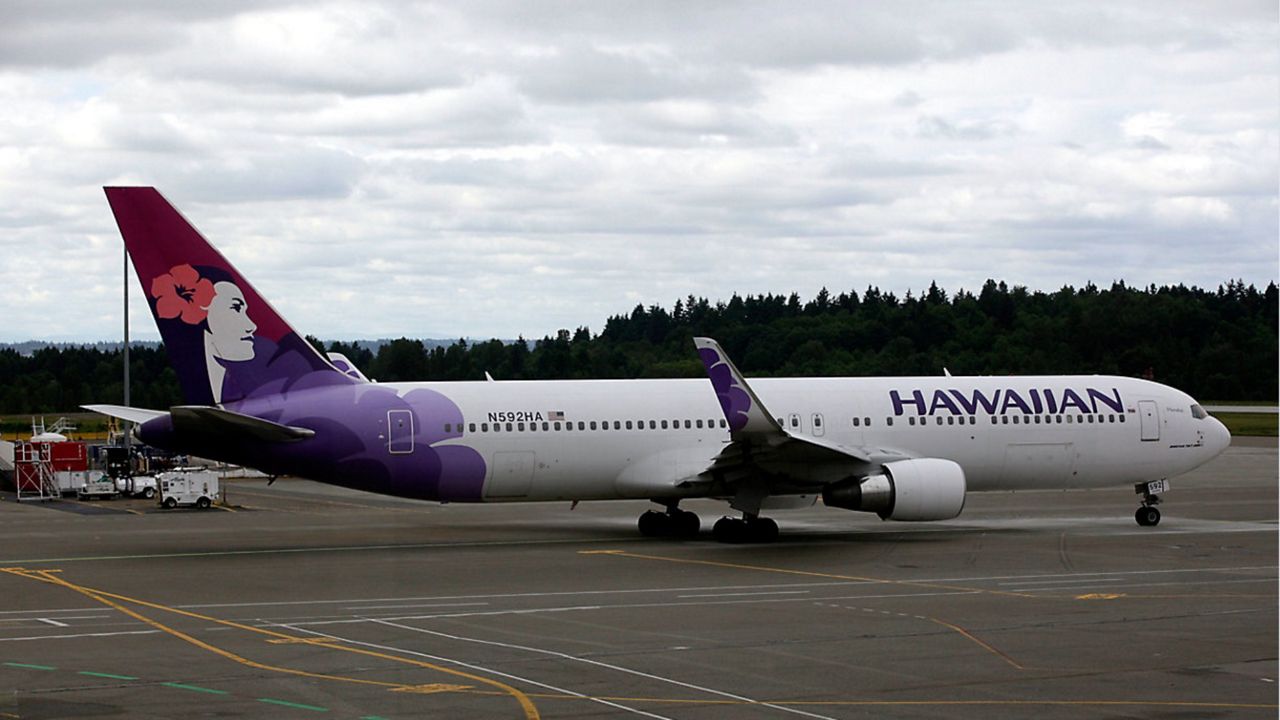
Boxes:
[548,410,565,421]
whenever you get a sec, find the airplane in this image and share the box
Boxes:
[87,187,1232,542]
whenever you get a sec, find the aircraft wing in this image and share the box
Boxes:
[693,338,879,502]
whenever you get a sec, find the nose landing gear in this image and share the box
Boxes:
[1134,479,1168,527]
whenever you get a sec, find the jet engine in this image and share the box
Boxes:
[822,458,966,521]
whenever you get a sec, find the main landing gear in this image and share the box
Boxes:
[712,514,778,544]
[1134,479,1168,527]
[637,504,701,538]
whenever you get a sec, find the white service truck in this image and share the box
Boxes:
[157,469,219,509]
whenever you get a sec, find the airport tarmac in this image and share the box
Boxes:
[1,439,1275,719]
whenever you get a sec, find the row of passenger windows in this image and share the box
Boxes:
[445,412,1126,435]
[449,418,732,434]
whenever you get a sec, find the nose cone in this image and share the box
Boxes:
[1206,416,1232,458]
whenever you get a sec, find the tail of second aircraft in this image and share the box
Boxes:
[105,187,357,406]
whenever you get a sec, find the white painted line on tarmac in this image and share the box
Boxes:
[0,630,159,642]
[35,618,68,627]
[345,602,489,611]
[277,623,679,720]
[677,590,811,598]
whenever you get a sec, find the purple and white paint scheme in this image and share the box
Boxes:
[89,187,1231,541]
[105,187,485,503]
[696,344,753,433]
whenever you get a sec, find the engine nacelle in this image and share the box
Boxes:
[822,458,967,521]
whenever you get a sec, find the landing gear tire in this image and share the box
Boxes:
[712,516,779,543]
[1135,506,1161,527]
[748,517,778,543]
[638,508,701,538]
[673,509,700,537]
[638,510,666,537]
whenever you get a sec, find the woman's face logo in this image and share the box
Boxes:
[205,281,257,361]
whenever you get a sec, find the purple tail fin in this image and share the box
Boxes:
[105,187,357,407]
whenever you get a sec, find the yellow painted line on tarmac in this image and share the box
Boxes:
[578,549,1035,598]
[1,567,539,720]
[926,617,1024,670]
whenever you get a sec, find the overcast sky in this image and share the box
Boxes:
[1,1,1276,343]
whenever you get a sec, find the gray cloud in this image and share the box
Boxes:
[0,0,1274,342]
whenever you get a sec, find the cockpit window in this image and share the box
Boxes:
[1190,404,1208,419]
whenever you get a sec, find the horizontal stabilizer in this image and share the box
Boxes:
[82,404,168,424]
[170,405,315,443]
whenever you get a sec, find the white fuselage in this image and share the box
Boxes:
[381,374,1230,503]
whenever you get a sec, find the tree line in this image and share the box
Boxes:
[2,279,1274,415]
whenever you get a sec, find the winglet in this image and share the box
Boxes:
[693,337,783,436]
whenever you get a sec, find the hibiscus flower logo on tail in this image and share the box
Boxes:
[151,264,214,324]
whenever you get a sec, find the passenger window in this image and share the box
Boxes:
[542,422,549,431]
[648,420,655,429]
[469,423,476,433]
[719,419,727,428]
[885,417,892,426]
[814,416,823,428]
[661,420,668,429]
[590,421,597,430]
[1119,415,1125,423]
[907,417,914,426]
[444,423,452,432]
[1002,416,1009,424]
[554,422,561,431]
[481,423,489,432]
[854,417,861,427]
[684,420,691,429]
[696,419,703,429]
[505,423,513,431]
[518,422,525,431]
[578,422,585,430]
[614,421,621,429]
[626,420,633,429]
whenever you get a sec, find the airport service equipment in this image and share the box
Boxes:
[115,474,158,499]
[78,475,120,500]
[157,469,218,509]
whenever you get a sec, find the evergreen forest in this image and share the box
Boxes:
[2,279,1275,415]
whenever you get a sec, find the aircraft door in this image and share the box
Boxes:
[387,410,414,454]
[1138,400,1160,441]
[811,413,825,437]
